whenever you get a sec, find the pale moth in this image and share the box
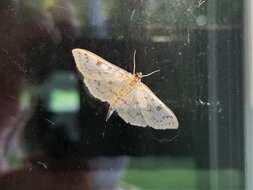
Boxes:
[72,48,178,129]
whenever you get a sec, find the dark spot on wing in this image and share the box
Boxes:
[145,104,152,112]
[156,106,162,111]
[84,53,89,63]
[162,115,169,119]
[96,60,103,65]
[169,115,174,119]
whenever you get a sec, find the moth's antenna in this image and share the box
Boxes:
[133,50,136,74]
[141,69,160,78]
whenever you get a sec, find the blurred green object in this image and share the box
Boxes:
[49,89,80,113]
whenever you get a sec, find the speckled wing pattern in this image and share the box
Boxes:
[116,89,147,127]
[116,83,178,129]
[72,48,178,129]
[72,48,131,102]
[137,83,178,129]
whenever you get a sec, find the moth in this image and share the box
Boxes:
[72,48,178,129]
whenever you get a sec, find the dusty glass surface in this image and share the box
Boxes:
[0,0,244,190]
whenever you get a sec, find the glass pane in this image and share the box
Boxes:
[0,0,245,190]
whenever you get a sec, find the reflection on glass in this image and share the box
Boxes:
[0,0,244,190]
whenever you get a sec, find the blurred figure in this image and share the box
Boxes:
[0,0,26,171]
[0,1,127,190]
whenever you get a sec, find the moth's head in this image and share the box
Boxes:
[135,72,143,80]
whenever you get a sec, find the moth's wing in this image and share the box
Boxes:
[72,48,132,81]
[136,83,179,129]
[83,77,126,102]
[72,48,132,102]
[115,89,148,127]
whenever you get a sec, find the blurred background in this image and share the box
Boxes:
[0,0,246,189]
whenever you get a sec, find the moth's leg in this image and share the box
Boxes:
[106,106,115,122]
[133,50,136,74]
